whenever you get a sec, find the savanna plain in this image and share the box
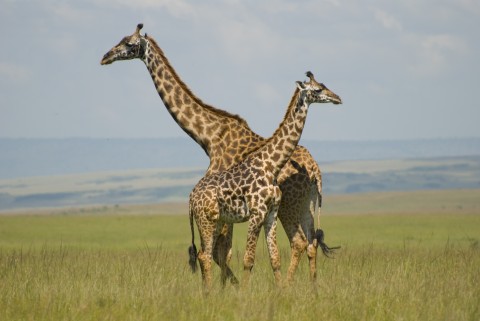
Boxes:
[1,189,479,321]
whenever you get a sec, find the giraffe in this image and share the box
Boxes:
[101,23,339,283]
[188,76,342,288]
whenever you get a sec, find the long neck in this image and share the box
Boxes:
[255,88,309,178]
[141,36,249,156]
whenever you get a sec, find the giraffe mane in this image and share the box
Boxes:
[145,35,251,127]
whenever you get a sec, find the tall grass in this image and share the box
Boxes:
[1,190,479,320]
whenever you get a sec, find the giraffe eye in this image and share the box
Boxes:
[126,43,133,47]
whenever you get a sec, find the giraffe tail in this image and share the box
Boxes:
[311,162,340,258]
[188,204,198,273]
[315,229,340,258]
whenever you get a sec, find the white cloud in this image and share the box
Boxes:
[422,34,468,54]
[405,33,469,76]
[51,35,78,55]
[51,3,95,23]
[0,62,31,83]
[255,82,281,107]
[92,0,196,18]
[454,0,480,15]
[171,2,284,65]
[373,8,403,31]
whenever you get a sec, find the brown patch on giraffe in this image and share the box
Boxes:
[271,152,281,163]
[164,72,173,83]
[193,119,204,134]
[175,94,183,107]
[164,83,173,94]
[183,106,194,119]
[157,66,164,78]
[183,93,192,105]
[178,116,190,128]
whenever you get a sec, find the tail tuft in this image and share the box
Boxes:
[315,229,340,258]
[188,244,198,273]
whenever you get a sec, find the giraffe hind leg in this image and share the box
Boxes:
[196,219,218,290]
[213,223,239,286]
[282,221,307,283]
[278,204,309,283]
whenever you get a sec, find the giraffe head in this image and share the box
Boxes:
[295,71,342,108]
[100,23,147,65]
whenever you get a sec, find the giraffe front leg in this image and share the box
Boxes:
[243,218,263,285]
[264,206,282,285]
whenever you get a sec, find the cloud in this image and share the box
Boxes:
[0,62,31,83]
[373,8,403,31]
[50,3,95,23]
[92,0,195,18]
[455,0,480,15]
[422,34,468,54]
[165,2,284,65]
[405,33,469,76]
[50,35,78,55]
[254,83,281,107]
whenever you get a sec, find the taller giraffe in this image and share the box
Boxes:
[101,23,339,282]
[189,77,342,288]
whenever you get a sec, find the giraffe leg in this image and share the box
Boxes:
[286,227,308,284]
[197,220,217,290]
[307,243,318,281]
[243,218,263,285]
[263,207,282,285]
[224,224,239,285]
[213,223,239,286]
[277,174,314,283]
[303,186,320,282]
[278,204,309,283]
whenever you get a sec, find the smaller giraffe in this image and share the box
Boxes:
[188,74,342,288]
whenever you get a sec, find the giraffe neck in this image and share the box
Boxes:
[254,88,309,178]
[141,36,249,156]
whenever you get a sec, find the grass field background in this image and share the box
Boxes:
[1,189,479,320]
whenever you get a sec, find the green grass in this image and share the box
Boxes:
[1,189,479,320]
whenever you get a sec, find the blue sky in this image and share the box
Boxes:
[1,0,479,141]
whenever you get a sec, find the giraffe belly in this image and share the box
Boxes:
[219,196,251,223]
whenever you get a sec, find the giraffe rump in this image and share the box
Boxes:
[315,229,340,258]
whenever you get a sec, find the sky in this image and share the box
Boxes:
[1,0,479,141]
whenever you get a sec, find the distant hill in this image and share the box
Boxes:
[1,155,479,211]
[1,137,480,179]
[1,137,480,210]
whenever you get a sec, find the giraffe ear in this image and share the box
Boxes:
[296,81,306,90]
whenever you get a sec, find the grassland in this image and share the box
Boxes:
[1,189,479,320]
